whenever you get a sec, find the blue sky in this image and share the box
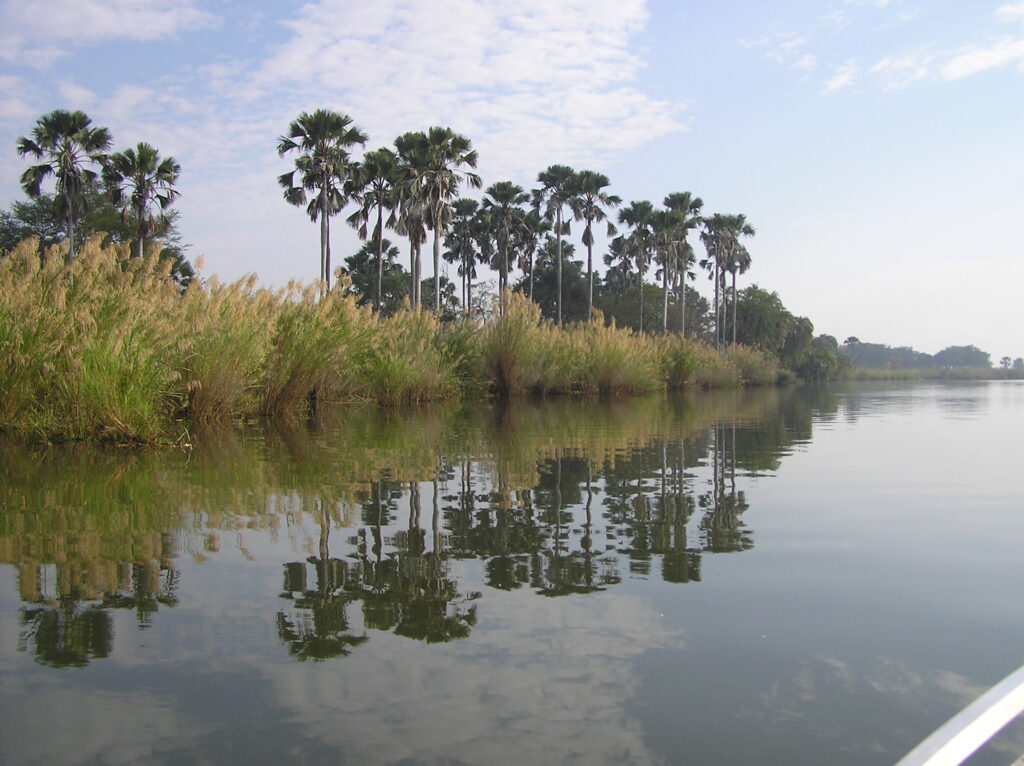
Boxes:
[1,0,1022,358]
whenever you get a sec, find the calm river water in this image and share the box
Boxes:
[1,382,1022,765]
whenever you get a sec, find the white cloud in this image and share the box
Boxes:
[739,26,809,66]
[0,75,38,121]
[252,0,684,181]
[997,1,1024,22]
[793,53,819,72]
[823,60,858,92]
[871,51,934,89]
[940,37,1024,79]
[263,588,683,764]
[57,80,96,108]
[0,0,219,68]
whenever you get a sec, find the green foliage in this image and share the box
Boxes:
[734,284,794,356]
[841,340,993,370]
[933,345,991,368]
[478,291,549,396]
[660,335,704,388]
[580,315,661,395]
[595,282,664,335]
[341,237,409,315]
[0,188,194,289]
[516,238,589,323]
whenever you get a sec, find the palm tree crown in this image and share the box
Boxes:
[394,127,482,313]
[278,109,367,291]
[17,109,112,262]
[103,142,181,260]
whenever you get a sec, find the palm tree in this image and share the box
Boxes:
[482,181,530,297]
[516,210,551,301]
[393,188,427,308]
[700,216,727,347]
[16,109,112,263]
[102,142,181,260]
[651,208,683,334]
[532,165,576,325]
[616,200,655,334]
[662,192,703,336]
[395,127,481,314]
[568,170,620,320]
[346,147,399,313]
[443,197,480,315]
[277,109,367,292]
[672,241,697,336]
[701,213,754,347]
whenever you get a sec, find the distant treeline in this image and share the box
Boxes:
[841,340,1022,372]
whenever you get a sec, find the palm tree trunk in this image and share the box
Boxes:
[679,273,686,337]
[66,211,75,264]
[415,243,422,307]
[374,207,383,313]
[661,256,669,334]
[501,244,508,296]
[410,241,418,308]
[713,264,720,349]
[638,255,645,335]
[556,210,563,326]
[528,253,534,300]
[586,234,594,322]
[731,270,737,346]
[433,226,441,314]
[326,218,332,293]
[134,201,145,259]
[319,193,329,289]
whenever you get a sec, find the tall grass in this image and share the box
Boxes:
[0,240,786,444]
[581,315,661,395]
[363,309,454,406]
[723,344,779,386]
[0,236,184,442]
[262,281,373,415]
[478,292,549,396]
[181,275,277,420]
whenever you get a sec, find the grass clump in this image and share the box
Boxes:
[660,335,703,389]
[723,344,779,386]
[262,280,373,415]
[181,275,277,420]
[0,236,184,442]
[478,292,548,396]
[581,315,661,395]
[364,309,454,406]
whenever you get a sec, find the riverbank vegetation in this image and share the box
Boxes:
[0,237,784,444]
[3,108,1018,444]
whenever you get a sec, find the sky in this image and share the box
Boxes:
[1,0,1022,358]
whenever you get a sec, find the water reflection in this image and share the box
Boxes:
[0,387,834,665]
[3,383,1022,766]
